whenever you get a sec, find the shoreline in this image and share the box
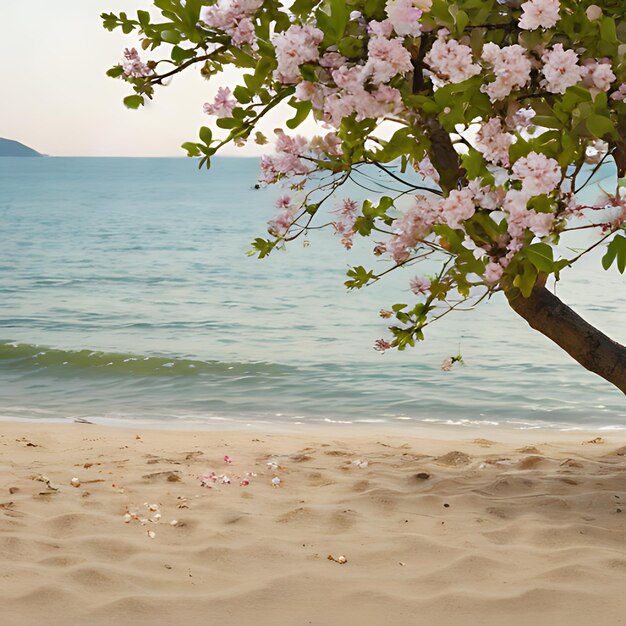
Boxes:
[1,412,625,437]
[1,421,625,625]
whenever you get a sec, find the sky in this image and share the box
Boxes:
[0,1,319,157]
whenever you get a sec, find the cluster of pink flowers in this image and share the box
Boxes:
[200,0,262,48]
[541,44,585,94]
[511,152,562,197]
[295,48,407,127]
[475,118,513,167]
[385,189,479,264]
[203,86,236,117]
[468,178,504,211]
[504,190,555,239]
[268,195,297,236]
[333,199,360,249]
[385,195,438,263]
[260,131,312,184]
[378,148,565,278]
[481,44,531,102]
[273,24,324,84]
[384,0,431,37]
[423,34,481,84]
[209,7,622,298]
[122,48,152,78]
[518,0,560,30]
[308,132,343,157]
[437,189,476,229]
[365,35,413,84]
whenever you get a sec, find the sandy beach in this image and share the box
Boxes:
[0,421,625,625]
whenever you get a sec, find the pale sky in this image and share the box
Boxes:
[0,1,319,157]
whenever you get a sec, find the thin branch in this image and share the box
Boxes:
[366,160,443,195]
[149,46,227,83]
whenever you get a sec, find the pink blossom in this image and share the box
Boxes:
[468,179,504,211]
[268,194,297,235]
[122,48,152,78]
[424,37,481,84]
[385,0,430,37]
[512,152,561,196]
[231,17,256,47]
[260,132,312,184]
[505,106,535,130]
[518,0,560,30]
[275,195,292,210]
[525,211,555,237]
[309,132,343,157]
[365,36,413,84]
[504,189,555,238]
[203,86,236,117]
[481,43,532,101]
[541,44,584,94]
[410,275,431,294]
[581,59,616,92]
[416,156,440,183]
[484,260,504,283]
[333,198,360,249]
[368,20,394,39]
[386,195,437,262]
[319,52,348,70]
[295,80,326,110]
[475,118,513,167]
[332,65,367,93]
[273,24,323,84]
[200,0,262,48]
[324,94,357,127]
[438,189,475,229]
[610,83,626,101]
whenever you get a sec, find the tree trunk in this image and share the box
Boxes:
[505,284,626,394]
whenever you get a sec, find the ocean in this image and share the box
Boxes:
[0,157,624,430]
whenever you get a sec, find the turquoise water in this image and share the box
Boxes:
[0,157,624,429]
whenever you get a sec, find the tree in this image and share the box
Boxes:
[103,0,626,393]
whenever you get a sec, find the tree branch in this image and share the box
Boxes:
[506,282,626,394]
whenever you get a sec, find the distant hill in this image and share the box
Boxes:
[0,138,43,157]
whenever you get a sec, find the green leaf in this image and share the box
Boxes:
[586,114,616,139]
[233,85,252,104]
[199,126,212,145]
[599,16,617,43]
[181,142,201,157]
[106,65,124,78]
[345,266,375,289]
[250,238,277,259]
[524,243,554,273]
[602,234,626,273]
[123,95,144,109]
[160,29,181,44]
[513,260,538,298]
[455,10,469,35]
[286,100,312,129]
